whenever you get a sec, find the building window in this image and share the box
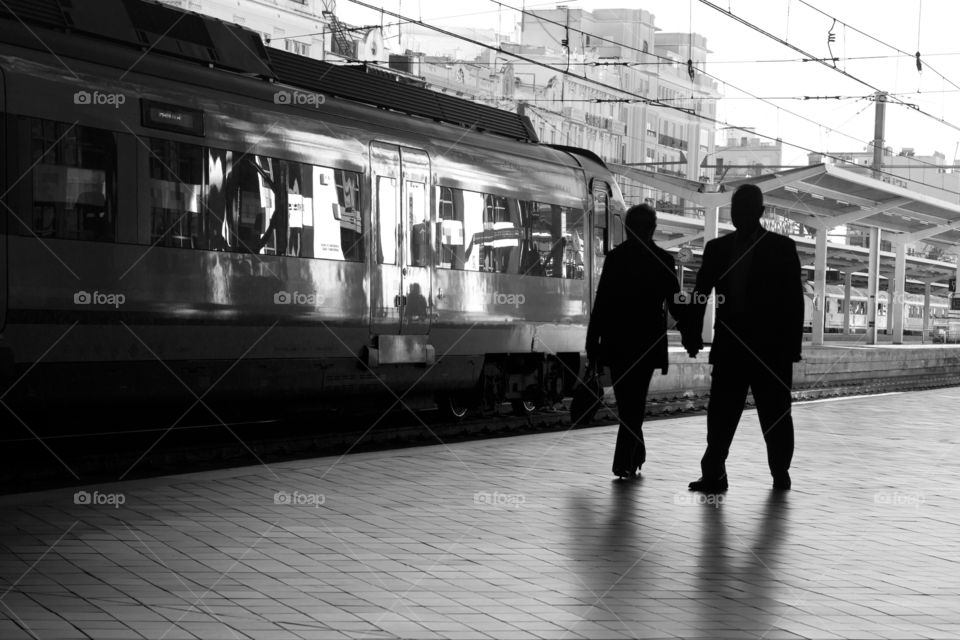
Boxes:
[285,40,310,56]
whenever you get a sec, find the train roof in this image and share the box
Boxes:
[0,0,539,143]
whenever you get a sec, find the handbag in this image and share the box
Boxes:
[570,362,605,427]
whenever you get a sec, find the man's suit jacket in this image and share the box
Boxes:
[586,238,684,374]
[690,229,804,365]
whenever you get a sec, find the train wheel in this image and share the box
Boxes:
[436,393,470,421]
[511,400,537,416]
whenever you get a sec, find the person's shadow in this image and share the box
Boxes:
[695,492,790,634]
[565,480,655,636]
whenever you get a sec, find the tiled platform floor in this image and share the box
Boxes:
[2,388,960,639]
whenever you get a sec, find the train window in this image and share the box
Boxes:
[518,202,584,279]
[22,118,117,242]
[436,186,464,269]
[477,194,520,274]
[406,180,429,267]
[148,139,203,249]
[331,169,364,261]
[377,176,398,265]
[462,190,485,271]
[198,149,363,260]
[564,209,585,280]
[592,190,608,285]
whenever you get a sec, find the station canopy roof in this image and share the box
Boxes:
[609,162,960,285]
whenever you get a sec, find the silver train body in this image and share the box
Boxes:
[802,282,950,335]
[0,9,628,410]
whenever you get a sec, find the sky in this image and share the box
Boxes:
[336,0,960,170]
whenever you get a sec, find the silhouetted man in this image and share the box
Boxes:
[685,184,804,492]
[586,204,690,479]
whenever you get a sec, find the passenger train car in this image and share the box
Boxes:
[802,282,950,335]
[0,0,627,415]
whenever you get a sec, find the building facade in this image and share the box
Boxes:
[517,8,720,217]
[156,0,387,64]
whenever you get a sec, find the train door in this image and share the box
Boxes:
[369,142,432,337]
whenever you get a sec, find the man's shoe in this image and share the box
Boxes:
[688,478,728,493]
[773,472,791,490]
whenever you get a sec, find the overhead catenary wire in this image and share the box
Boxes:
[699,0,960,136]
[796,0,960,94]
[487,0,960,178]
[344,0,960,195]
[480,0,933,166]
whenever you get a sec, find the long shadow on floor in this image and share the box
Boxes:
[695,491,791,636]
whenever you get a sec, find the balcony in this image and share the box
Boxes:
[658,133,688,151]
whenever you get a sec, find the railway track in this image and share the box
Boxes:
[4,373,960,494]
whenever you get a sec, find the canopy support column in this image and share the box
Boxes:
[701,204,719,345]
[891,241,907,344]
[866,228,881,345]
[812,227,828,346]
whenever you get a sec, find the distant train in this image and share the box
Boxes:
[802,282,950,335]
[0,0,628,416]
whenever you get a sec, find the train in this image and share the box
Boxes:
[0,0,629,417]
[801,282,951,335]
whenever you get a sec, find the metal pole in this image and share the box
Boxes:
[701,206,719,345]
[812,226,828,345]
[866,228,881,345]
[843,271,852,336]
[866,92,886,345]
[892,242,907,344]
[872,91,887,180]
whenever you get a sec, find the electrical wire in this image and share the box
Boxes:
[797,0,960,94]
[485,0,944,171]
[699,0,960,176]
[344,0,960,195]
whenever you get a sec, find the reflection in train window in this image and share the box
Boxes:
[479,194,520,274]
[518,202,584,279]
[167,148,367,259]
[436,186,481,272]
[377,176,398,265]
[22,118,117,242]
[407,181,428,267]
[436,186,464,269]
[149,139,203,249]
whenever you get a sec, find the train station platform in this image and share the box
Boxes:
[651,341,960,401]
[2,387,960,639]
